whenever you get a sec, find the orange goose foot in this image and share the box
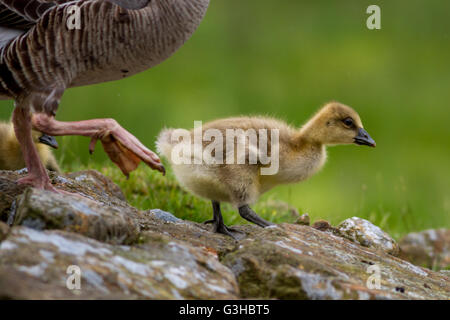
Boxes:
[12,108,70,193]
[32,113,165,178]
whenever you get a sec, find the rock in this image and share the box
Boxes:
[147,209,183,223]
[295,213,310,226]
[0,226,239,299]
[66,170,126,201]
[0,169,133,215]
[13,188,140,245]
[222,223,449,299]
[335,217,399,256]
[399,229,449,270]
[0,169,449,300]
[312,219,333,231]
[0,172,27,221]
[138,209,239,254]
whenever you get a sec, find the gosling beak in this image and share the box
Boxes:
[38,134,59,149]
[354,128,376,147]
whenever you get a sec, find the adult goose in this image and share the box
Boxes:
[0,0,209,191]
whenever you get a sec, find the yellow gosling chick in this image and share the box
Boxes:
[0,122,60,172]
[157,102,376,238]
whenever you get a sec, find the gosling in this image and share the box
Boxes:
[0,122,60,172]
[157,102,376,238]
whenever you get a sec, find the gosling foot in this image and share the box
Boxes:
[207,201,245,240]
[238,205,274,228]
[212,221,243,240]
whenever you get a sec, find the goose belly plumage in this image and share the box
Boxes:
[0,0,210,192]
[0,0,209,108]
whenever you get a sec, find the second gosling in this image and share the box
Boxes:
[157,102,376,237]
[0,122,60,172]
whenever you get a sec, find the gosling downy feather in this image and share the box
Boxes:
[0,122,60,172]
[157,102,376,238]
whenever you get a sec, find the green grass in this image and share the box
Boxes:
[2,0,450,239]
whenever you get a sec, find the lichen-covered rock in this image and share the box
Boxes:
[0,227,239,299]
[12,188,141,245]
[146,209,183,223]
[0,171,27,221]
[222,223,449,300]
[66,170,126,202]
[139,209,239,255]
[0,169,133,216]
[0,169,448,300]
[312,219,334,232]
[439,270,450,277]
[335,217,399,256]
[399,229,449,270]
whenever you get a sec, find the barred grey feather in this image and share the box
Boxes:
[0,0,209,115]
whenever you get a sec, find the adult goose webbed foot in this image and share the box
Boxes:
[32,113,165,178]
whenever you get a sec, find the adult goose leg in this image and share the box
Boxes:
[32,113,165,178]
[238,205,274,228]
[11,107,56,191]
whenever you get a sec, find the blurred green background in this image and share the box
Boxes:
[1,0,449,237]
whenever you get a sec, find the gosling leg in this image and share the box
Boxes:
[238,205,274,228]
[205,201,243,239]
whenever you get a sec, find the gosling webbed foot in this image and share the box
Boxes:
[238,205,274,228]
[207,201,245,240]
[212,221,241,240]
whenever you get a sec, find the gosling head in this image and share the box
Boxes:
[33,132,59,149]
[301,102,376,147]
[4,122,59,149]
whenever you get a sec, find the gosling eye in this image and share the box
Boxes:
[342,117,354,128]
